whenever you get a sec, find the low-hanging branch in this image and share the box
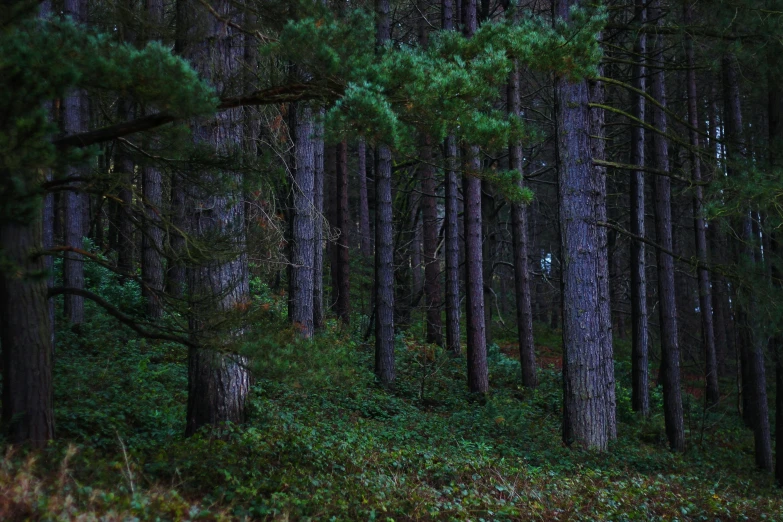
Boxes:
[47,287,195,348]
[53,81,341,150]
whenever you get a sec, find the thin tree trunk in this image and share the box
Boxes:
[650,0,685,452]
[420,135,443,345]
[62,0,86,325]
[141,0,165,319]
[555,0,615,451]
[683,2,719,407]
[629,0,649,417]
[461,0,488,394]
[332,140,351,323]
[442,0,460,356]
[358,138,372,257]
[313,113,325,329]
[179,0,251,435]
[482,180,495,348]
[507,33,536,387]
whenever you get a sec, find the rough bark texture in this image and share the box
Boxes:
[723,53,773,471]
[357,138,372,257]
[442,0,460,357]
[629,0,649,417]
[0,215,54,447]
[332,141,351,323]
[374,0,395,385]
[290,104,316,338]
[141,0,165,319]
[555,0,615,451]
[461,0,487,394]
[62,0,86,324]
[507,46,536,388]
[683,3,719,407]
[650,0,685,452]
[180,0,251,435]
[313,114,325,329]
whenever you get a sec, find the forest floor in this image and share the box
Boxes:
[1,281,782,520]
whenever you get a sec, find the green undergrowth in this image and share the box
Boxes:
[2,285,782,520]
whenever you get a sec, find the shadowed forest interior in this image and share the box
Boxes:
[3,0,783,519]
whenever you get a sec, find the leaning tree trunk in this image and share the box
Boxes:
[506,23,536,387]
[683,2,719,407]
[555,0,615,451]
[462,0,488,394]
[179,0,252,435]
[629,0,649,416]
[723,52,773,471]
[442,0,461,357]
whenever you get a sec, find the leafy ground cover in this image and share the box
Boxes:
[1,280,781,520]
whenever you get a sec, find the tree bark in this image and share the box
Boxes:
[313,113,325,329]
[374,0,395,385]
[683,2,719,407]
[508,54,536,388]
[629,0,649,417]
[442,0,460,357]
[357,138,372,257]
[650,0,685,452]
[62,0,87,325]
[331,141,351,323]
[555,0,615,451]
[141,0,165,319]
[420,135,443,345]
[290,103,316,338]
[179,0,252,435]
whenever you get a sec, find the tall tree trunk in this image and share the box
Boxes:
[62,0,86,325]
[507,31,536,387]
[373,0,395,385]
[313,113,325,329]
[629,0,649,416]
[141,0,165,319]
[462,0,488,394]
[357,138,372,257]
[650,0,685,452]
[331,141,351,323]
[442,0,460,356]
[723,53,773,471]
[179,0,251,435]
[482,180,495,348]
[555,0,615,450]
[290,103,316,337]
[683,2,719,407]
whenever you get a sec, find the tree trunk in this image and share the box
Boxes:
[420,135,443,345]
[723,52,773,471]
[358,138,372,257]
[313,114,325,329]
[62,0,86,325]
[461,0,487,394]
[141,0,165,319]
[482,180,495,348]
[0,210,54,448]
[629,0,649,417]
[179,0,251,435]
[555,0,615,451]
[290,104,316,337]
[442,0,460,356]
[507,41,536,388]
[332,141,351,323]
[373,0,395,385]
[650,0,685,452]
[683,2,719,407]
